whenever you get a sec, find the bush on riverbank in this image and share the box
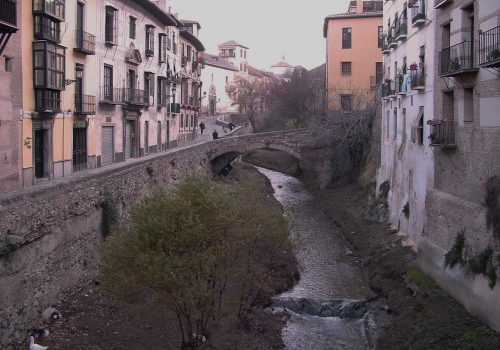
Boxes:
[101,173,295,349]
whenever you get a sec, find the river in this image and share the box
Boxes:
[255,166,391,350]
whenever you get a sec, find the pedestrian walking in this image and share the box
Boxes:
[199,121,205,134]
[212,130,219,140]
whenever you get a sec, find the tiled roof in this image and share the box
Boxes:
[323,11,383,37]
[271,61,293,68]
[180,19,201,30]
[202,53,238,71]
[218,40,249,49]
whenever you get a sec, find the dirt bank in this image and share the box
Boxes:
[16,164,298,350]
[314,183,500,349]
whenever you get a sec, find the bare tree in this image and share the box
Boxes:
[226,76,268,132]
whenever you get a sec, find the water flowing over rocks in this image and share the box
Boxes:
[255,166,391,350]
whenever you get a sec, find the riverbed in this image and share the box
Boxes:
[256,166,391,350]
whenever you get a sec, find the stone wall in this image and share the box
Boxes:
[0,128,336,347]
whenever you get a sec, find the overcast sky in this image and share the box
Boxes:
[168,0,348,71]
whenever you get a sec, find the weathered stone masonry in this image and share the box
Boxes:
[0,129,336,347]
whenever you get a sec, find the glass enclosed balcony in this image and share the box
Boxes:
[33,0,65,21]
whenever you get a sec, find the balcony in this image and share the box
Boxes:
[395,74,406,95]
[168,102,180,114]
[411,1,426,27]
[123,88,148,106]
[99,86,122,104]
[35,89,61,113]
[74,30,95,55]
[478,25,500,68]
[434,0,452,9]
[34,16,61,42]
[428,119,456,148]
[381,35,390,54]
[0,0,17,32]
[410,67,425,90]
[32,0,65,21]
[381,80,395,100]
[74,94,95,115]
[395,15,408,41]
[387,28,397,48]
[440,41,478,77]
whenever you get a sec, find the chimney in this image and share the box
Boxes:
[152,0,168,12]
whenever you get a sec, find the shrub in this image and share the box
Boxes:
[101,174,291,348]
[444,230,465,269]
[485,176,500,237]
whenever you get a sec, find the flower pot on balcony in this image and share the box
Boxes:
[487,49,500,61]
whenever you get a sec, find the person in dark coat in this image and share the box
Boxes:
[212,130,219,140]
[199,121,205,134]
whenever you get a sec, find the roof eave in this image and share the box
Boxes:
[180,30,205,51]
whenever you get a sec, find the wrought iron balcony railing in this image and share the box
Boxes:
[387,27,397,48]
[381,80,395,99]
[428,119,456,148]
[410,67,425,90]
[434,0,452,9]
[411,1,426,27]
[395,74,406,95]
[168,102,180,114]
[74,94,95,114]
[395,15,407,40]
[478,25,500,68]
[440,41,478,77]
[99,86,122,104]
[74,30,95,55]
[0,0,17,31]
[123,88,148,106]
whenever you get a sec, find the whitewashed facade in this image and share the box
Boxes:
[378,0,436,245]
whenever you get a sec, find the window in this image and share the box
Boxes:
[105,6,117,44]
[376,62,383,83]
[340,94,352,111]
[172,32,177,53]
[145,25,155,56]
[34,15,61,42]
[4,57,12,72]
[157,77,167,107]
[363,1,383,12]
[33,0,65,20]
[103,65,113,101]
[402,108,407,141]
[129,16,136,39]
[393,108,397,140]
[378,26,383,48]
[342,28,352,49]
[144,72,155,106]
[159,34,167,63]
[187,46,192,62]
[341,62,352,75]
[464,88,473,122]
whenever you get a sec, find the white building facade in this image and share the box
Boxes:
[378,0,436,245]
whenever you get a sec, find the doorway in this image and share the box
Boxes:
[34,129,48,179]
[73,125,87,172]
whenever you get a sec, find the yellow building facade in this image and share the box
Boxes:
[21,0,98,184]
[323,0,383,111]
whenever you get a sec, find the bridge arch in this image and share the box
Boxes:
[208,139,302,176]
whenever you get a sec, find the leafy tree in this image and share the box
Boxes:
[101,174,292,349]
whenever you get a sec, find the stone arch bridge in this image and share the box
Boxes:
[205,128,337,188]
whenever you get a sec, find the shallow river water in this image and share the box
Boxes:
[255,166,390,350]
